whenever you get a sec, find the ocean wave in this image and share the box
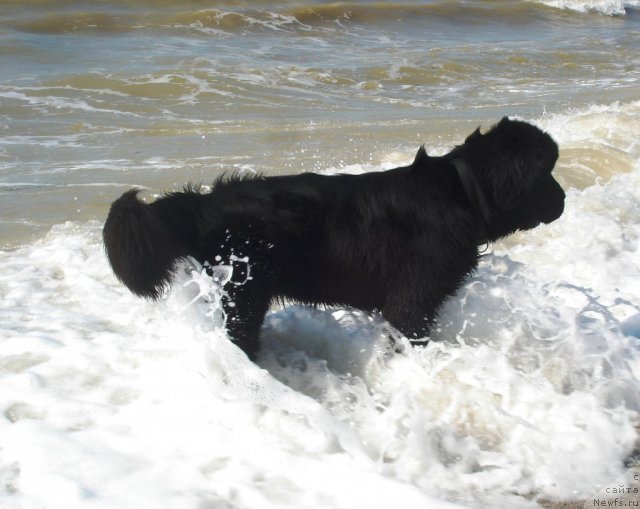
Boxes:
[8,0,637,35]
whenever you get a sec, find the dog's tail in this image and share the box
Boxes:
[103,189,192,299]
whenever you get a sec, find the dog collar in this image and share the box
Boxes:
[452,158,492,246]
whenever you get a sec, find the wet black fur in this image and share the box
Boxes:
[103,117,565,359]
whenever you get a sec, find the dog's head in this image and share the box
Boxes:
[449,117,565,241]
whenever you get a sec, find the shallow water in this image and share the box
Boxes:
[1,1,640,508]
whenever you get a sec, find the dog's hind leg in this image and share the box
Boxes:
[223,285,271,361]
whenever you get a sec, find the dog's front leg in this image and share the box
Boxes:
[381,275,459,346]
[381,295,434,346]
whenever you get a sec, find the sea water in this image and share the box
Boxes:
[1,1,639,508]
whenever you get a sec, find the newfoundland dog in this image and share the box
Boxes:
[103,117,565,359]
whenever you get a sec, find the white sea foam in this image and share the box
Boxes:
[1,103,640,508]
[0,90,142,118]
[533,0,640,15]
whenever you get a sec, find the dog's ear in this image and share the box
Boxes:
[412,145,429,166]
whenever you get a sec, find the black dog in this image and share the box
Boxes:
[103,117,565,359]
